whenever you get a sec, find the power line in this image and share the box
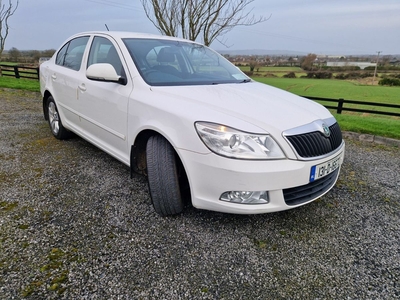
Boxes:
[83,0,142,11]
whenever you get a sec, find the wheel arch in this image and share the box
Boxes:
[130,129,156,177]
[42,90,52,121]
[130,130,189,186]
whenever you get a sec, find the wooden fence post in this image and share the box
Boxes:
[14,66,20,79]
[337,99,344,114]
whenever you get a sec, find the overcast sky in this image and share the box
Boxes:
[5,0,400,55]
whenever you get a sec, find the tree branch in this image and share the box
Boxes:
[0,0,19,55]
[139,0,269,46]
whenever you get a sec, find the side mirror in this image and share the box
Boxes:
[86,63,126,84]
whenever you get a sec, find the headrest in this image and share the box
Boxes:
[157,47,175,63]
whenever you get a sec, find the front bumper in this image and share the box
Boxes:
[178,142,345,214]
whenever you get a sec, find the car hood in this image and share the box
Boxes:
[150,81,333,135]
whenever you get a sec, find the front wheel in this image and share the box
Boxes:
[46,96,71,140]
[146,135,184,216]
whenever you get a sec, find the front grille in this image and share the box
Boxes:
[283,169,339,206]
[286,123,342,158]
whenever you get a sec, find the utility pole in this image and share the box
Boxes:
[373,51,382,85]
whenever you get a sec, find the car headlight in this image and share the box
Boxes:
[195,122,285,160]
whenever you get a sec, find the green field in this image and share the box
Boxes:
[253,77,400,140]
[0,62,18,66]
[239,66,302,72]
[256,66,303,72]
[254,77,399,103]
[239,66,307,78]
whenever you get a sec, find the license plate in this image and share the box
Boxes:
[310,154,342,182]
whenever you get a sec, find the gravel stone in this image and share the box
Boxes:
[0,88,399,299]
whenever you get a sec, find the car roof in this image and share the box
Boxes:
[69,31,200,44]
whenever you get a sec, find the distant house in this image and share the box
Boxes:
[389,59,400,66]
[326,62,376,69]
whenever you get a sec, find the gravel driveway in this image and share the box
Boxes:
[1,89,399,299]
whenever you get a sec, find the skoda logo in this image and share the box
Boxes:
[322,123,331,137]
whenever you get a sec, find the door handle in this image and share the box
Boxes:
[78,84,86,92]
[51,74,57,80]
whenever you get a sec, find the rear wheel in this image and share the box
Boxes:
[146,135,184,216]
[46,96,71,139]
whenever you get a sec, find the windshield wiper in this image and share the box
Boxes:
[240,79,252,83]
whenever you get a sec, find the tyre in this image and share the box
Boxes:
[46,96,71,140]
[146,135,184,216]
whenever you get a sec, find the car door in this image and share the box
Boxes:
[77,35,132,164]
[50,36,90,128]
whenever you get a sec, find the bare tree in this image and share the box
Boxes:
[140,0,268,46]
[0,0,19,57]
[8,45,19,61]
[301,53,317,71]
[249,59,257,72]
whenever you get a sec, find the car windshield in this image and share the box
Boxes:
[123,38,250,86]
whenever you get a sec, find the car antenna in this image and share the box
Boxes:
[105,24,110,31]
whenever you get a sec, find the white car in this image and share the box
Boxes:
[40,31,345,216]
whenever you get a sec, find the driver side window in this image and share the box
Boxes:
[87,36,125,77]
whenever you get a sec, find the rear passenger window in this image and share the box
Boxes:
[55,36,89,71]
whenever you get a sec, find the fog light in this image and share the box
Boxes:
[220,191,269,204]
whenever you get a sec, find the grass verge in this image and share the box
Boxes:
[0,76,39,92]
[334,114,400,140]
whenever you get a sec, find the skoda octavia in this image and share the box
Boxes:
[40,31,345,216]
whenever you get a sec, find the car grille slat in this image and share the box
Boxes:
[286,123,342,158]
[330,123,342,148]
[283,169,339,206]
